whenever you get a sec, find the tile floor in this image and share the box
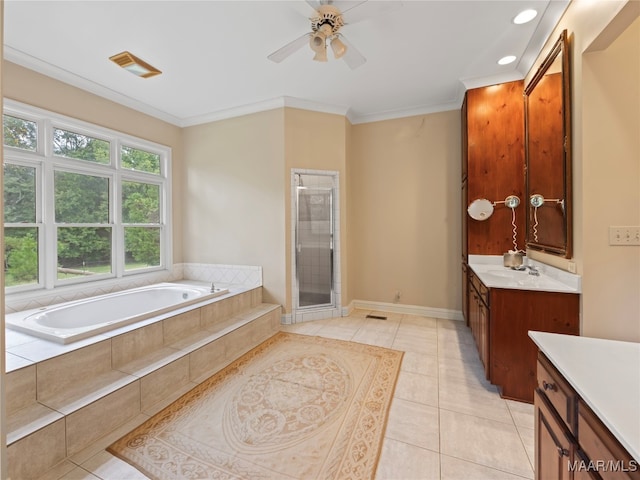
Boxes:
[39,310,535,480]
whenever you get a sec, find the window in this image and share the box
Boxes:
[2,100,172,293]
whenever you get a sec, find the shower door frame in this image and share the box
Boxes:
[290,169,341,323]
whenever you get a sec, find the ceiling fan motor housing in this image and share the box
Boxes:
[311,5,344,35]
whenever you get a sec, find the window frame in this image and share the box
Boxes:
[3,99,173,295]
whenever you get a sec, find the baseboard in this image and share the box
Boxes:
[349,299,464,321]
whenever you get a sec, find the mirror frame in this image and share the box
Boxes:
[524,30,572,258]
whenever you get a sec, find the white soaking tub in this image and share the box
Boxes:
[6,282,228,344]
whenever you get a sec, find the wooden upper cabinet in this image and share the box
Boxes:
[463,80,526,255]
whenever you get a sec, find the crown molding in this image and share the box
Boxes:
[5,45,469,128]
[4,46,183,126]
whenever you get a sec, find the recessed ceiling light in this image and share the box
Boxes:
[513,9,538,25]
[109,51,162,78]
[498,55,517,65]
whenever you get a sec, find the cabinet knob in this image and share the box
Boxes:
[557,447,569,457]
[542,380,557,392]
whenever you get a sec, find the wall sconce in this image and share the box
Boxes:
[109,51,162,78]
[467,195,520,221]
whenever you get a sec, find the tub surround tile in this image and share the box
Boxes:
[6,402,64,445]
[66,383,141,456]
[5,351,34,372]
[162,309,202,344]
[111,322,164,369]
[189,337,229,383]
[41,369,138,416]
[142,381,198,416]
[6,364,36,414]
[115,346,185,378]
[140,357,190,411]
[68,413,151,466]
[37,341,113,402]
[7,333,111,364]
[7,418,66,480]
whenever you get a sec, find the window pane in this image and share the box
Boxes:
[122,181,160,223]
[3,115,37,151]
[121,146,160,174]
[125,227,160,270]
[4,227,39,287]
[4,164,36,223]
[55,171,109,223]
[57,227,111,279]
[53,128,110,164]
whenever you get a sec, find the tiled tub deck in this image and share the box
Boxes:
[5,286,281,480]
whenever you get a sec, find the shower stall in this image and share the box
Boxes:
[291,170,341,322]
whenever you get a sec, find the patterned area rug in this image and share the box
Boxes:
[108,332,403,480]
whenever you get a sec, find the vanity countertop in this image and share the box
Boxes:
[529,331,640,462]
[468,255,581,294]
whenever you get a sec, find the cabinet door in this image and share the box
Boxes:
[535,389,576,480]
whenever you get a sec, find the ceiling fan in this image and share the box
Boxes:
[268,0,397,70]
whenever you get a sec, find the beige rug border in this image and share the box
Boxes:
[108,331,404,479]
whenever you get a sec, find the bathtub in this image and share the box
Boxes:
[6,282,229,344]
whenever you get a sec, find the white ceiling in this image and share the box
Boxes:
[3,0,568,126]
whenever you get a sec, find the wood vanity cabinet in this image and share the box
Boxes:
[467,269,579,402]
[535,353,640,480]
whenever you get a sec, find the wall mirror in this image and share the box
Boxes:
[525,30,572,257]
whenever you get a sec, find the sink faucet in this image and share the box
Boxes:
[525,265,540,276]
[210,282,216,292]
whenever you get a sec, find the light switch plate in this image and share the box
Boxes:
[609,226,640,245]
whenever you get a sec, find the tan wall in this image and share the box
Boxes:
[181,109,286,307]
[349,111,462,310]
[2,61,186,263]
[283,108,348,313]
[582,16,640,341]
[526,1,640,341]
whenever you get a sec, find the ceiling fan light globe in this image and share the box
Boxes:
[309,32,326,53]
[330,37,347,59]
[313,48,328,62]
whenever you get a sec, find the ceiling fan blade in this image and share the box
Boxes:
[338,34,366,70]
[342,0,403,25]
[267,32,312,63]
[305,0,321,11]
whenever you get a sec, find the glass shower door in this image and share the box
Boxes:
[295,186,334,309]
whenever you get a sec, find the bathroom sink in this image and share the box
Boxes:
[468,259,581,294]
[475,267,572,292]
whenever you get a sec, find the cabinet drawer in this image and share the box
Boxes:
[537,353,577,434]
[578,400,640,480]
